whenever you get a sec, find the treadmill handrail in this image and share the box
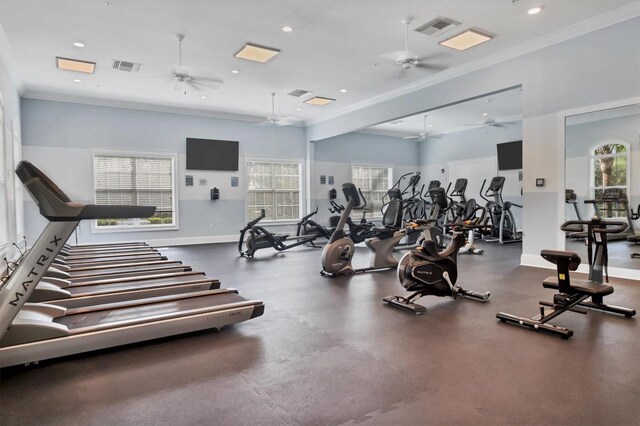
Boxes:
[16,161,155,221]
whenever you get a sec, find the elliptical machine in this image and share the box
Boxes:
[383,213,492,315]
[321,183,404,278]
[238,209,318,257]
[480,176,522,244]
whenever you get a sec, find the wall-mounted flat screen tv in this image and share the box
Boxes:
[497,140,522,171]
[186,138,239,171]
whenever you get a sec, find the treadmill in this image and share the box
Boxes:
[569,188,634,241]
[0,161,264,368]
[563,189,585,234]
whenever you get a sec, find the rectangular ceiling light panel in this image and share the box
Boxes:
[304,96,335,106]
[234,43,280,63]
[439,29,493,51]
[56,57,96,73]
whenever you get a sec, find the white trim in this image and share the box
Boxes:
[243,155,306,224]
[90,150,179,233]
[307,3,640,127]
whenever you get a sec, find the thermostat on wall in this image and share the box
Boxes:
[185,175,193,187]
[536,178,545,187]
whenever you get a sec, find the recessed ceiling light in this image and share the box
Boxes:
[72,78,82,83]
[439,29,493,51]
[231,69,240,74]
[482,112,488,116]
[234,43,280,63]
[282,26,293,32]
[73,42,85,48]
[200,96,207,99]
[304,96,335,106]
[429,125,433,128]
[296,108,302,111]
[340,89,347,93]
[528,7,543,15]
[56,57,96,73]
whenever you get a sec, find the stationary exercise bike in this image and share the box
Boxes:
[321,183,404,277]
[383,210,492,315]
[238,209,318,257]
[496,218,636,339]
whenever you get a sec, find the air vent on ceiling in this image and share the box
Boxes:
[288,89,311,97]
[414,17,460,37]
[389,120,404,125]
[112,60,142,72]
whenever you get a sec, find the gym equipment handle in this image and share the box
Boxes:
[560,220,627,234]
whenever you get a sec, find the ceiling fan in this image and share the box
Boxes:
[364,18,446,74]
[257,93,301,126]
[159,34,224,94]
[402,115,441,141]
[463,98,518,128]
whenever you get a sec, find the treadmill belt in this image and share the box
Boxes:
[66,274,216,296]
[58,292,249,331]
[69,265,188,281]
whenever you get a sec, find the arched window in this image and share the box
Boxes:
[590,141,630,218]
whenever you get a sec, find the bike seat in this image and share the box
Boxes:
[540,250,581,271]
[542,277,614,296]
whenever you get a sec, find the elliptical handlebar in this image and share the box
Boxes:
[479,179,490,203]
[329,200,345,214]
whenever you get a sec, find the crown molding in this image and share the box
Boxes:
[21,90,306,125]
[306,3,640,127]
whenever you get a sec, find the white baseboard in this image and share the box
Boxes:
[521,254,639,281]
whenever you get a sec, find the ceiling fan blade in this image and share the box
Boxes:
[415,51,450,62]
[192,76,224,87]
[414,62,447,71]
[460,123,485,127]
[274,120,295,126]
[188,80,222,90]
[496,120,519,125]
[403,135,421,140]
[361,62,395,73]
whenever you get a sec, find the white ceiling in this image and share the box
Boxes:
[0,0,636,123]
[366,87,523,136]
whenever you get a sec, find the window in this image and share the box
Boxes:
[590,142,629,219]
[246,159,302,221]
[351,164,393,216]
[93,153,177,230]
[0,94,8,248]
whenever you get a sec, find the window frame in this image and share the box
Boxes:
[588,141,630,219]
[244,156,305,225]
[0,91,8,253]
[91,150,179,233]
[350,162,394,218]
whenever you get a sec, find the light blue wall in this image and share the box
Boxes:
[418,122,522,165]
[21,99,307,245]
[314,132,419,166]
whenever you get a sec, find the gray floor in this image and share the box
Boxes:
[566,237,640,269]
[1,240,639,425]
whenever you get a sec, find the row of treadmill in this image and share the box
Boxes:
[0,161,264,368]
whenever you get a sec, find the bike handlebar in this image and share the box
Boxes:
[560,220,627,234]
